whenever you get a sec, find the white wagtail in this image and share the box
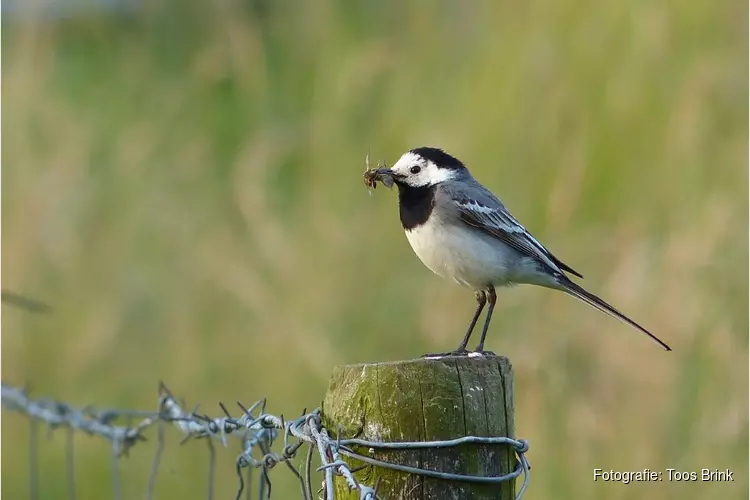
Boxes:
[372,147,671,355]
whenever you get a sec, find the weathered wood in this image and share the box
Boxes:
[322,356,515,500]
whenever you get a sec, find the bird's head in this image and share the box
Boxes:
[376,147,469,189]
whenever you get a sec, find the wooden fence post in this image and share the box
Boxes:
[322,356,515,499]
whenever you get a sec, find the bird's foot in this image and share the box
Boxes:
[469,349,497,357]
[421,348,470,358]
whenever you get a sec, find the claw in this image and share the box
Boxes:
[469,349,496,357]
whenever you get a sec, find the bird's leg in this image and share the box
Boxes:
[421,291,486,358]
[473,286,496,355]
[453,291,487,353]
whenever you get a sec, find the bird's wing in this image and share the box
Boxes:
[449,188,584,279]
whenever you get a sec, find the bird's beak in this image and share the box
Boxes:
[375,167,400,178]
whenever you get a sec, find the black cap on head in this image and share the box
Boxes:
[409,147,465,170]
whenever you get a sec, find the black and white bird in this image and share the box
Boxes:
[373,147,671,355]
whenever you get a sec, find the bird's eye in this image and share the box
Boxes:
[410,165,421,174]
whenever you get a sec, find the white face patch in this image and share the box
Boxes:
[390,152,461,188]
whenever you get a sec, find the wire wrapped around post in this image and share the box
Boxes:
[322,356,527,499]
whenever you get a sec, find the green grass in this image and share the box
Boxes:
[2,1,747,499]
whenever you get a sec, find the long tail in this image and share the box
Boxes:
[556,278,671,351]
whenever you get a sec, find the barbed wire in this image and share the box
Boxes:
[1,381,530,499]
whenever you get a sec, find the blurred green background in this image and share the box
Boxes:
[2,0,747,499]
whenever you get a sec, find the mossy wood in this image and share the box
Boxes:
[322,356,515,500]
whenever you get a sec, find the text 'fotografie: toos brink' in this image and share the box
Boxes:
[594,468,734,484]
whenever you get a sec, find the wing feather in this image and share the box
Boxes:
[454,197,584,279]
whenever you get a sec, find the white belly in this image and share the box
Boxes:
[404,218,521,289]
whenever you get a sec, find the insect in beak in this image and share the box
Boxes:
[363,153,397,191]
